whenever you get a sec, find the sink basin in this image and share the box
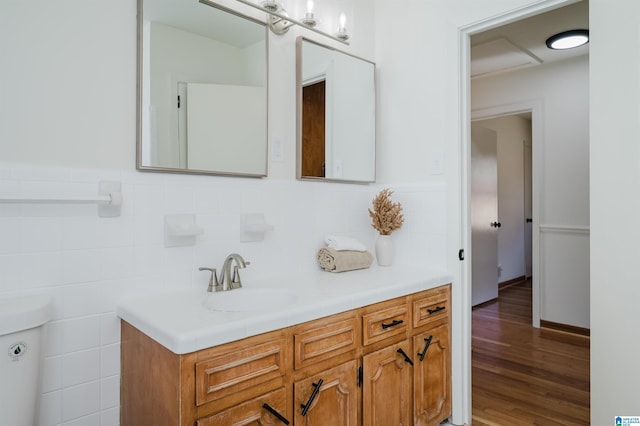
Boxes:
[202,288,297,312]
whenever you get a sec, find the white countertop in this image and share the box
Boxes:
[117,265,452,354]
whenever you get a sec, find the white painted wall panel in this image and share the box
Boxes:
[590,0,640,423]
[540,228,590,328]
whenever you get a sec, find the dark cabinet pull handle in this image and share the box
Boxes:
[427,306,445,315]
[300,379,323,416]
[381,319,404,329]
[418,335,433,362]
[262,403,290,425]
[490,221,502,228]
[397,348,414,366]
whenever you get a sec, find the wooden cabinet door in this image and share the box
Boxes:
[196,387,289,426]
[413,325,451,426]
[362,341,413,426]
[293,360,359,426]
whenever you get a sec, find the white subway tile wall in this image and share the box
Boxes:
[0,163,447,425]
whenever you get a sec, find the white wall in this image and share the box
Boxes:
[472,56,590,329]
[590,0,640,424]
[474,115,530,283]
[0,0,135,170]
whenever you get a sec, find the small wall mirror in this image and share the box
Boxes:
[137,0,268,177]
[296,37,376,183]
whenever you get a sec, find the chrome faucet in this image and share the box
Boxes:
[220,253,250,291]
[199,253,250,292]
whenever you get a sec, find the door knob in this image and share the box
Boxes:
[526,218,533,223]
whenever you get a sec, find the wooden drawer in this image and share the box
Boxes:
[294,312,358,370]
[412,285,450,330]
[196,387,289,426]
[362,302,408,346]
[195,336,287,406]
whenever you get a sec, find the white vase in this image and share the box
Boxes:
[375,234,395,266]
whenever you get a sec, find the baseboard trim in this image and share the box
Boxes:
[498,275,526,290]
[540,320,590,337]
[472,297,498,310]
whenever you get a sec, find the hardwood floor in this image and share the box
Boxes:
[472,279,590,425]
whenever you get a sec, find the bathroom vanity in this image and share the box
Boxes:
[119,267,452,425]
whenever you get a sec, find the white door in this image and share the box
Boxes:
[471,124,499,306]
[523,141,533,278]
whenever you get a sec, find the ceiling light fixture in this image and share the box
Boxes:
[545,29,589,50]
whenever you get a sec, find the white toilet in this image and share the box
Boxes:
[0,294,52,426]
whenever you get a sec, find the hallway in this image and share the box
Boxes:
[471,280,590,425]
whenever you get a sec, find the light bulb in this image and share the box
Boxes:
[335,12,349,41]
[301,0,317,27]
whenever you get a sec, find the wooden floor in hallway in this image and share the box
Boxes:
[471,279,590,425]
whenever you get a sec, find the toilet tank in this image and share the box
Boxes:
[0,294,52,426]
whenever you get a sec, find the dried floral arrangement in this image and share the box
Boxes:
[368,188,404,235]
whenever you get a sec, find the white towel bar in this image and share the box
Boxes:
[0,181,122,217]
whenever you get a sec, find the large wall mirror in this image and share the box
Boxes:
[137,0,268,177]
[296,37,376,183]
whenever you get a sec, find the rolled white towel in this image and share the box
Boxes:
[317,248,373,272]
[325,235,366,252]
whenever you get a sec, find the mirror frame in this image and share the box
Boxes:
[296,36,376,183]
[136,0,269,177]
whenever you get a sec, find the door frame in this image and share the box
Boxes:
[456,0,574,422]
[471,102,542,328]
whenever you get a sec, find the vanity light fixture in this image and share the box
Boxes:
[545,29,589,50]
[234,0,350,44]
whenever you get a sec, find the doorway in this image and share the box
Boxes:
[471,114,533,308]
[459,0,585,422]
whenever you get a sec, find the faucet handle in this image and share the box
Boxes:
[198,267,220,292]
[231,265,243,289]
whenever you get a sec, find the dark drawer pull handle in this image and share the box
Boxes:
[397,348,414,366]
[427,306,446,315]
[418,335,433,362]
[381,319,404,329]
[300,379,323,416]
[263,403,290,425]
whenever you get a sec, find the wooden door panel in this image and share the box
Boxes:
[302,80,326,177]
[362,342,412,426]
[294,360,358,426]
[413,325,451,426]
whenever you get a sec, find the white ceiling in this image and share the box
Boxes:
[470,0,589,79]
